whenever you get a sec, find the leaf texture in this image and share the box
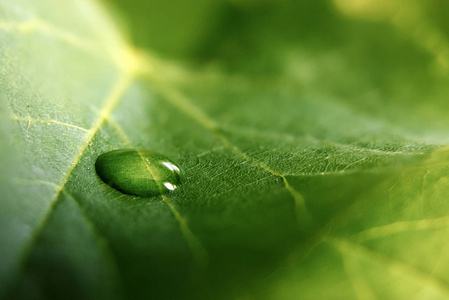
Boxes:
[1,0,449,299]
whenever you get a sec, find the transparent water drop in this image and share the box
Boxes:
[95,149,182,197]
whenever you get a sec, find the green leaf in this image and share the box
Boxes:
[2,0,449,299]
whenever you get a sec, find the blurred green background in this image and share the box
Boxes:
[108,0,449,127]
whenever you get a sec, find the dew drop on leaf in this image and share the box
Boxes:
[95,149,182,197]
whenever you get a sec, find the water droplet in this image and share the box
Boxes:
[95,149,182,197]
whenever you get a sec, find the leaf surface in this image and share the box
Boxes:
[1,0,449,299]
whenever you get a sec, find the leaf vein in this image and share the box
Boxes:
[11,115,91,133]
[333,241,378,300]
[62,189,124,296]
[352,216,449,242]
[329,238,449,298]
[143,72,311,226]
[13,73,133,287]
[107,117,210,268]
[0,19,109,62]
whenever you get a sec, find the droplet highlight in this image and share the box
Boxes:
[95,149,182,197]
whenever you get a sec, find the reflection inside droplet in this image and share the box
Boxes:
[95,149,182,197]
[163,182,177,190]
[162,161,181,173]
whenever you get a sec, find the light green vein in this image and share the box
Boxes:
[0,8,212,295]
[2,13,209,273]
[107,118,133,148]
[0,19,108,61]
[107,117,209,268]
[10,73,134,289]
[215,127,309,224]
[13,178,60,188]
[0,18,144,74]
[332,241,379,300]
[61,189,124,298]
[139,61,311,226]
[208,175,274,200]
[221,124,428,156]
[1,14,140,290]
[6,186,124,297]
[11,115,91,133]
[352,216,449,242]
[162,196,209,268]
[57,74,133,189]
[329,238,449,298]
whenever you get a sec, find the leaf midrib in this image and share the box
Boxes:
[3,16,307,288]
